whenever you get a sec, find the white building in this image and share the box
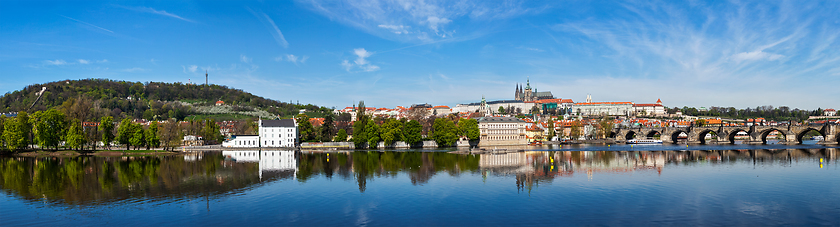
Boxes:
[572,102,634,116]
[633,99,666,116]
[223,119,298,148]
[260,119,298,147]
[477,117,528,146]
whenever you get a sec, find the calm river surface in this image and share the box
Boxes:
[2,143,840,226]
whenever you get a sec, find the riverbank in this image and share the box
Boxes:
[9,149,178,157]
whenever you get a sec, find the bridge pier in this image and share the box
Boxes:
[612,124,840,145]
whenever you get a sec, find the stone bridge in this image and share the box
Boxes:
[612,124,840,145]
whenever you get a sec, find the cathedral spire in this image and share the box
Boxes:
[525,77,531,90]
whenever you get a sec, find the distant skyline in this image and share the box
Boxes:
[2,0,839,110]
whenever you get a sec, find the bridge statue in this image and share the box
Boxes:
[612,124,839,145]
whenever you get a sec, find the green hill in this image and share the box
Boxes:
[0,79,332,121]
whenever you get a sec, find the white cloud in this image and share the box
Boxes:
[730,50,784,62]
[45,59,68,65]
[301,0,544,43]
[60,15,113,33]
[278,54,309,64]
[78,59,90,64]
[240,54,252,64]
[248,8,289,48]
[378,24,410,34]
[188,65,198,73]
[120,6,195,23]
[341,48,379,72]
[97,59,108,63]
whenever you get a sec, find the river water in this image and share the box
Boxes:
[2,143,840,226]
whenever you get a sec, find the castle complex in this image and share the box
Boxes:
[514,78,554,102]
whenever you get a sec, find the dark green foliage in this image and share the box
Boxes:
[457,118,480,141]
[295,114,315,142]
[3,112,30,151]
[365,120,380,148]
[674,106,821,122]
[65,120,86,150]
[334,129,347,142]
[0,79,314,119]
[201,119,223,145]
[116,118,133,149]
[379,119,403,145]
[432,118,458,147]
[31,109,66,151]
[146,121,160,148]
[404,120,423,146]
[99,116,115,149]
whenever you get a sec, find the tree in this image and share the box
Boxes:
[498,106,505,114]
[31,109,66,151]
[547,119,556,139]
[695,119,706,127]
[99,116,115,150]
[3,112,30,151]
[365,120,380,148]
[598,118,615,139]
[530,105,541,115]
[404,120,423,146]
[65,120,86,151]
[334,129,347,142]
[352,101,368,147]
[380,119,403,145]
[295,113,315,142]
[116,118,133,149]
[432,118,458,147]
[202,119,223,145]
[130,123,145,150]
[0,115,4,147]
[159,119,182,151]
[569,121,581,140]
[457,118,480,141]
[319,114,335,142]
[145,121,160,149]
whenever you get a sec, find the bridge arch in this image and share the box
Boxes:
[697,129,717,144]
[646,130,661,138]
[668,130,689,144]
[795,127,825,144]
[759,128,787,144]
[624,131,637,140]
[727,128,750,144]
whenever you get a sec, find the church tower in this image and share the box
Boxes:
[523,78,533,102]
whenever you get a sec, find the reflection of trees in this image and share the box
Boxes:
[295,151,481,193]
[0,153,281,206]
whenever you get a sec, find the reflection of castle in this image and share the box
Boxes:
[222,150,297,179]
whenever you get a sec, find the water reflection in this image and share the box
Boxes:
[0,148,837,206]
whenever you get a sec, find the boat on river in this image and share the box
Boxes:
[627,139,663,144]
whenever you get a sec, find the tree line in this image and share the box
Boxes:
[0,79,334,120]
[0,108,223,152]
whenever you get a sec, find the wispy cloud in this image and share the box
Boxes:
[78,59,90,64]
[182,65,198,73]
[300,0,548,43]
[45,59,68,66]
[240,54,252,64]
[341,48,379,72]
[275,54,309,65]
[247,8,289,48]
[544,0,840,108]
[60,15,114,33]
[119,6,195,23]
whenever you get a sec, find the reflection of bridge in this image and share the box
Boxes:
[613,124,840,144]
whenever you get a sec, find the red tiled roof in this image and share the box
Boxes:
[633,103,663,107]
[433,105,450,109]
[575,102,634,105]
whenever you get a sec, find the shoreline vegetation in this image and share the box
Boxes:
[2,149,177,157]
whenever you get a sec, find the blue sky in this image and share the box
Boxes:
[2,0,839,110]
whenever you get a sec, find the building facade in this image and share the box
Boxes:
[572,102,635,116]
[223,119,298,148]
[477,117,529,146]
[633,99,666,116]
